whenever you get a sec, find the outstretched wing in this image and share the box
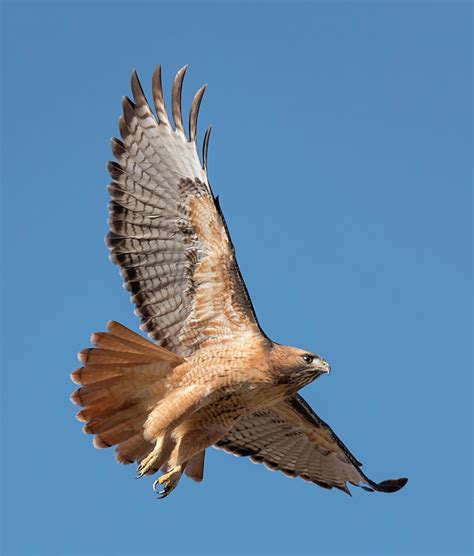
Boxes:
[107,66,266,357]
[216,394,408,494]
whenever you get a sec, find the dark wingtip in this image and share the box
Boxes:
[130,69,147,106]
[172,65,188,135]
[375,477,408,493]
[202,125,212,172]
[189,84,207,143]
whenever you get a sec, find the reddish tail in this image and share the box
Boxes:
[71,321,183,466]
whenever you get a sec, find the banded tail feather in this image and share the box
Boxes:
[71,321,183,467]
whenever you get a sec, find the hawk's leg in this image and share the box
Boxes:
[137,385,210,479]
[143,385,209,440]
[150,426,227,498]
[136,434,167,478]
[172,425,227,469]
[153,464,185,498]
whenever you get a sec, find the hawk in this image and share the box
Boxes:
[71,65,408,498]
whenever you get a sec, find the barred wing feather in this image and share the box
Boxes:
[216,394,408,494]
[107,66,264,356]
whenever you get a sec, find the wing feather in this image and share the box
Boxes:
[107,66,266,356]
[202,126,212,172]
[171,65,188,137]
[151,65,171,127]
[189,84,207,144]
[216,394,408,494]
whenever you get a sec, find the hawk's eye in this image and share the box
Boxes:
[302,354,314,364]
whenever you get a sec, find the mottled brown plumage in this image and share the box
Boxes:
[71,65,407,498]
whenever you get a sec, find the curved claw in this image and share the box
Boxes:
[156,487,171,499]
[136,465,148,480]
[155,478,172,499]
[152,466,183,499]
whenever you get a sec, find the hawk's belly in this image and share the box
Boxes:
[191,381,291,430]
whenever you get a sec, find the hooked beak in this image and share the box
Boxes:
[316,358,331,375]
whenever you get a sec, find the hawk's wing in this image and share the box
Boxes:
[216,394,407,494]
[107,66,266,357]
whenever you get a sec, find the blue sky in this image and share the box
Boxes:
[1,2,472,555]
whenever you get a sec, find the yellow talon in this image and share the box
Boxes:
[136,436,165,478]
[153,465,183,498]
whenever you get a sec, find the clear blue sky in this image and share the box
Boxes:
[1,2,472,555]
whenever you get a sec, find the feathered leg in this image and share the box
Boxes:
[136,384,209,478]
[153,425,226,498]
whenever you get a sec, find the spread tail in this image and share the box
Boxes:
[71,321,184,467]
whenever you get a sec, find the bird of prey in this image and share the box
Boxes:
[71,65,408,499]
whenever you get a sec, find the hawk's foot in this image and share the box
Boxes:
[136,437,164,478]
[153,465,183,499]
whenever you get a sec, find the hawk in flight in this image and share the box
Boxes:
[71,65,408,498]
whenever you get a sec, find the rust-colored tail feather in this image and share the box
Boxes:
[116,433,151,464]
[185,450,206,483]
[71,321,184,466]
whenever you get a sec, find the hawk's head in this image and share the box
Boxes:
[271,345,331,389]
